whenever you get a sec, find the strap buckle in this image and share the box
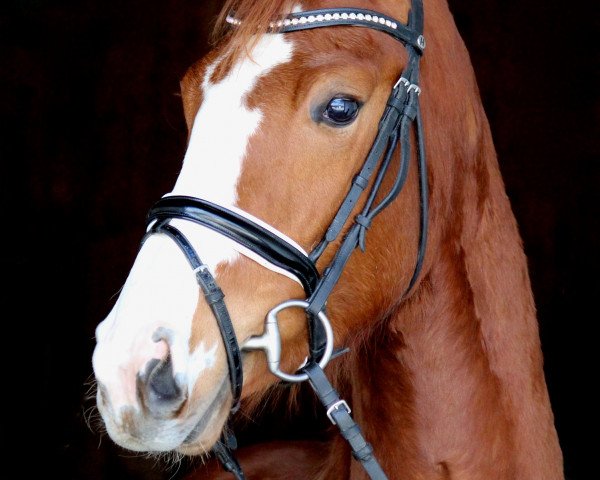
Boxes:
[394,76,410,90]
[326,399,352,424]
[394,76,422,95]
[407,84,422,95]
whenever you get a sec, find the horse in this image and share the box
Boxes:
[91,0,564,478]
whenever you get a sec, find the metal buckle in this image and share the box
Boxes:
[242,299,334,383]
[192,264,209,273]
[393,76,422,95]
[394,76,410,90]
[326,399,351,424]
[407,84,422,95]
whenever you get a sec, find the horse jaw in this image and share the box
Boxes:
[92,33,295,454]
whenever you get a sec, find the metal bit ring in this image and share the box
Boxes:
[242,299,334,383]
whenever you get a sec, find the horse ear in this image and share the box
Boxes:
[179,76,202,140]
[179,79,191,134]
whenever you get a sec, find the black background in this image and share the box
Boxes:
[1,1,596,478]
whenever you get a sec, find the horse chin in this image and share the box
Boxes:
[176,377,234,455]
[174,415,230,457]
[97,373,232,456]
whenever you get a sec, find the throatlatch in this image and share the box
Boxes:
[143,1,427,479]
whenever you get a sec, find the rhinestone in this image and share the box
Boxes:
[341,12,349,19]
[284,18,291,26]
[299,16,307,23]
[349,12,356,19]
[379,17,386,24]
[316,14,324,21]
[357,13,364,20]
[324,13,332,21]
[372,15,379,22]
[385,20,391,27]
[365,14,372,21]
[308,15,316,22]
[391,22,397,29]
[332,13,340,20]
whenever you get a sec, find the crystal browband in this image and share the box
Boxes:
[226,8,426,52]
[227,11,399,30]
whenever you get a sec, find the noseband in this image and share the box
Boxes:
[144,2,426,478]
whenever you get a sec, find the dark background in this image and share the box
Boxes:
[1,0,596,478]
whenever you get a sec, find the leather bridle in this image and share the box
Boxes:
[144,2,426,478]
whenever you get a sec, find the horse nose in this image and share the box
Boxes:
[137,334,187,417]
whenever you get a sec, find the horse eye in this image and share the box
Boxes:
[322,97,360,126]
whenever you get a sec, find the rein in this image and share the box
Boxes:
[144,2,426,478]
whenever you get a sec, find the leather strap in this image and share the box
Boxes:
[213,429,246,480]
[144,221,244,413]
[310,84,409,261]
[303,363,388,480]
[307,79,421,317]
[148,196,319,295]
[405,96,428,293]
[274,8,424,53]
[145,222,246,477]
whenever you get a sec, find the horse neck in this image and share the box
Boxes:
[328,118,564,479]
[329,2,563,476]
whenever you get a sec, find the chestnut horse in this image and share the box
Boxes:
[92,0,564,478]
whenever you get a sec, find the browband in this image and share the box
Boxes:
[227,8,425,52]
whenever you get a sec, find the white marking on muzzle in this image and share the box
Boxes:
[93,34,296,424]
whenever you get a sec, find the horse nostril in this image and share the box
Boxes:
[148,355,181,400]
[139,355,186,416]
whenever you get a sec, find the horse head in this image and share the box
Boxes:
[93,0,422,456]
[92,1,563,478]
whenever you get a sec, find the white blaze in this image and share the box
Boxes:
[166,33,301,275]
[93,34,295,412]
